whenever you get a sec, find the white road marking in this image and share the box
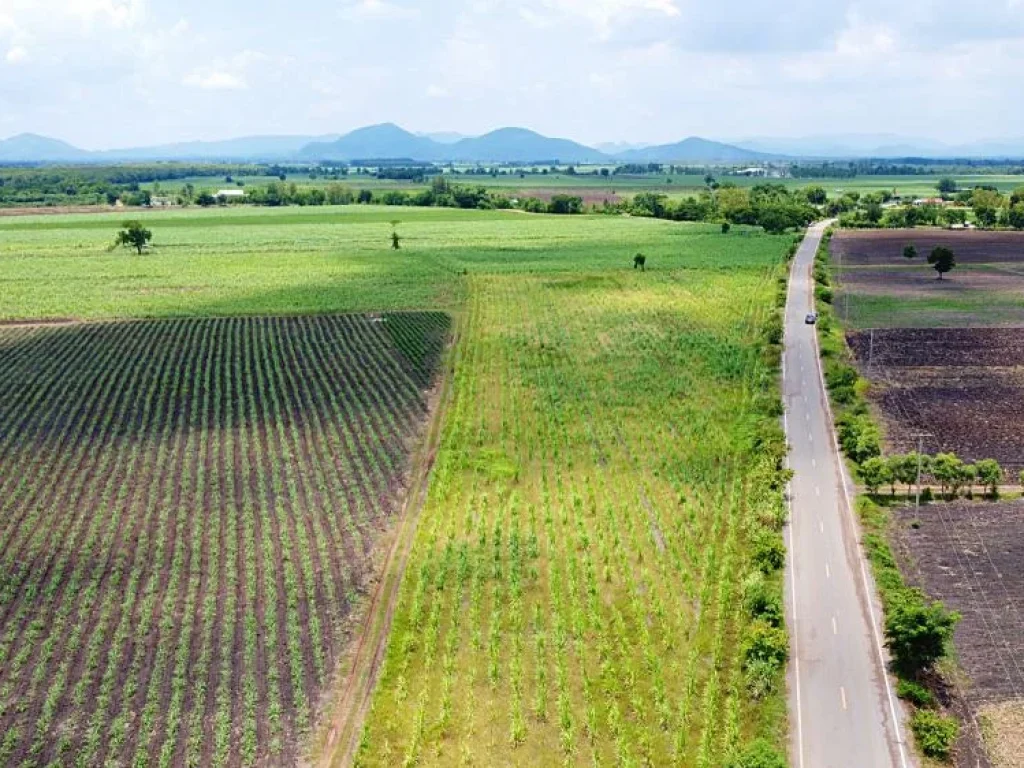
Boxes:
[832,616,838,635]
[811,458,817,468]
[815,486,821,497]
[841,686,848,711]
[825,563,831,579]
[819,519,824,533]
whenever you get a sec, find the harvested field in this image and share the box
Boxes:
[831,229,1024,327]
[848,328,1024,472]
[832,229,1024,267]
[891,500,1024,707]
[0,313,449,767]
[981,701,1024,768]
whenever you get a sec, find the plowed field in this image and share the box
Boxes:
[0,313,449,767]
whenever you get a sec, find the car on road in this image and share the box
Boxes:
[805,312,818,325]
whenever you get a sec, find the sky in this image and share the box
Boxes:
[1,0,1023,149]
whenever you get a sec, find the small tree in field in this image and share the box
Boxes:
[114,221,152,254]
[390,220,401,250]
[927,246,955,280]
[902,244,917,260]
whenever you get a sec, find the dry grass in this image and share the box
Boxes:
[981,701,1024,768]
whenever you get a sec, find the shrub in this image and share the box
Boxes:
[815,284,834,304]
[751,530,786,573]
[910,709,958,761]
[884,590,959,675]
[741,620,789,697]
[896,679,937,708]
[726,739,787,768]
[742,572,784,627]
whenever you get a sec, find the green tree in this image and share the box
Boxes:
[804,185,827,205]
[860,457,892,495]
[884,591,959,674]
[975,458,1002,498]
[927,246,956,280]
[936,177,958,195]
[902,244,918,260]
[1006,203,1024,230]
[930,452,963,496]
[721,221,731,234]
[974,204,998,228]
[114,221,152,254]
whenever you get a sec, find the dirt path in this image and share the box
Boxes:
[310,320,460,768]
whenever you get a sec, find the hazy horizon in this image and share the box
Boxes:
[2,0,1023,150]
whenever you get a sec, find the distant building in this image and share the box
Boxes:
[737,167,768,177]
[215,189,245,199]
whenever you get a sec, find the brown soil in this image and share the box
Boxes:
[833,229,1024,267]
[980,701,1024,768]
[892,500,1024,705]
[848,328,1024,472]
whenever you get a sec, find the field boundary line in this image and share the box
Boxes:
[312,315,463,768]
[807,232,912,768]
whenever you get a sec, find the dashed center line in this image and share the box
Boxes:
[825,563,831,579]
[819,519,824,533]
[832,616,838,635]
[840,686,848,711]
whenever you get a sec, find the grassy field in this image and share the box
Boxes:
[0,206,795,766]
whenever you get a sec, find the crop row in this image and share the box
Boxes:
[0,313,447,767]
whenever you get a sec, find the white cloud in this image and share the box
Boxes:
[5,45,27,63]
[183,70,247,90]
[533,0,679,38]
[426,84,448,98]
[835,13,897,58]
[339,0,420,20]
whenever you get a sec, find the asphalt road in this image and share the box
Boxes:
[783,222,912,768]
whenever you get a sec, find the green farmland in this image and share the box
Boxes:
[0,206,794,766]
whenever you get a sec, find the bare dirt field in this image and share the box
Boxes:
[892,500,1024,766]
[832,229,1024,267]
[848,328,1024,472]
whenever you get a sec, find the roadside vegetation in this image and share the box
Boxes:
[813,229,967,762]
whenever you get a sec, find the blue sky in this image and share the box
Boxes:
[1,0,1023,148]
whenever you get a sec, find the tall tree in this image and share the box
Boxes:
[927,247,956,280]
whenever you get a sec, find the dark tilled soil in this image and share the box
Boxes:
[848,328,1024,471]
[892,501,1024,705]
[832,229,1024,266]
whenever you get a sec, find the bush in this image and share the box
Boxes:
[884,590,959,675]
[910,709,958,761]
[726,739,787,768]
[896,679,937,708]
[742,572,784,627]
[742,620,788,697]
[751,530,786,573]
[815,284,834,304]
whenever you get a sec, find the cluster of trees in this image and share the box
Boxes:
[790,160,1024,179]
[212,177,588,215]
[0,164,261,207]
[624,183,819,233]
[860,453,1004,498]
[837,184,1024,230]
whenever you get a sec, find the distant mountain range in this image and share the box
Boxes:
[734,134,1024,159]
[3,125,1024,165]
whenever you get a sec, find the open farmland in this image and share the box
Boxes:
[0,313,449,766]
[831,228,1024,766]
[847,328,1024,473]
[352,256,792,764]
[0,206,794,766]
[831,228,1024,328]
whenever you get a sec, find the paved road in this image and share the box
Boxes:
[783,222,912,768]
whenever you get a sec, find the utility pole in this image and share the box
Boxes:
[912,432,932,510]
